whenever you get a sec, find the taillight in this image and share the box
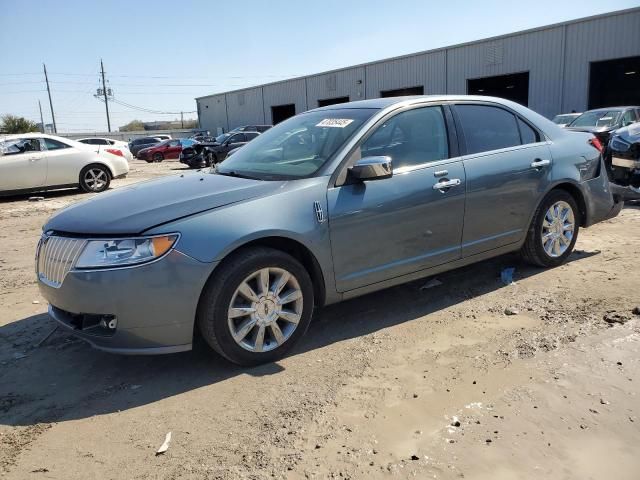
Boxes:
[588,136,603,153]
[105,148,124,157]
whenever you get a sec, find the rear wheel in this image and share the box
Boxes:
[197,247,314,366]
[153,152,164,162]
[521,190,580,267]
[79,164,111,193]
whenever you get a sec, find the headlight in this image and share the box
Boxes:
[75,234,179,268]
[610,136,631,152]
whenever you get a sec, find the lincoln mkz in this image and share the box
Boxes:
[36,96,624,365]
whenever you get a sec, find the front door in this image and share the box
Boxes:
[0,138,46,191]
[328,105,466,292]
[453,103,553,256]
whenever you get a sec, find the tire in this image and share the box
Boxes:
[153,152,164,162]
[197,247,314,366]
[521,189,580,267]
[79,164,111,193]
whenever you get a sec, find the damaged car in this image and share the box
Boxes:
[179,131,260,168]
[36,96,624,366]
[566,106,639,145]
[607,122,640,199]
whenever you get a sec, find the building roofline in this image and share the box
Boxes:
[195,6,640,101]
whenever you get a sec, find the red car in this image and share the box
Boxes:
[137,139,196,162]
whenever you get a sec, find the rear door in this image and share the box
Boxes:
[452,103,553,256]
[328,105,466,292]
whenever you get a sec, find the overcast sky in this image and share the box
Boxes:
[0,0,637,132]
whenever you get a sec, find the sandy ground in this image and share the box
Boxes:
[0,159,639,479]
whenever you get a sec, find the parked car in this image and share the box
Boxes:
[1,133,129,195]
[77,137,133,161]
[229,125,272,133]
[137,139,196,162]
[566,106,640,144]
[36,96,624,366]
[128,137,163,157]
[607,122,640,199]
[551,113,581,127]
[179,132,259,167]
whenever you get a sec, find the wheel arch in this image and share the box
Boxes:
[547,182,588,227]
[204,235,327,308]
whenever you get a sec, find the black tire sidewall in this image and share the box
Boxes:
[79,164,111,193]
[153,153,164,162]
[198,248,314,366]
[531,190,580,267]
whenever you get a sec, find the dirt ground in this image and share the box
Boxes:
[1,159,639,479]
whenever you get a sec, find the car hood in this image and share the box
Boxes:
[44,172,286,235]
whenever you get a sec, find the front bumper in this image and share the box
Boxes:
[38,249,216,355]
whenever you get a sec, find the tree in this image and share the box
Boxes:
[119,120,145,132]
[0,115,39,134]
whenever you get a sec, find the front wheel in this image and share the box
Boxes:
[79,164,111,193]
[197,247,314,366]
[521,190,580,267]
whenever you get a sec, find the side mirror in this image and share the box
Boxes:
[348,156,392,181]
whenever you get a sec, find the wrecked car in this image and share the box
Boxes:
[179,132,260,168]
[36,96,623,366]
[566,106,639,145]
[607,122,640,197]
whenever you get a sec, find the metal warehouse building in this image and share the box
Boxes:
[196,7,640,133]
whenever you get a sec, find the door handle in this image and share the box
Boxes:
[530,159,551,169]
[432,178,461,190]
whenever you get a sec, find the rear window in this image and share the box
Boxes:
[456,105,521,154]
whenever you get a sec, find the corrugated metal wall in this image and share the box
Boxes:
[365,51,446,97]
[446,26,565,118]
[226,87,265,128]
[305,67,366,107]
[196,8,639,132]
[197,94,228,133]
[562,9,640,112]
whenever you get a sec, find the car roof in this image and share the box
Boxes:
[0,132,75,141]
[582,107,638,113]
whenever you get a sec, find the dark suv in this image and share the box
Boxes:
[128,137,162,157]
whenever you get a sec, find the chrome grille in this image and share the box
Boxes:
[36,235,86,288]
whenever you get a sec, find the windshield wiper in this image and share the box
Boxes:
[215,169,260,180]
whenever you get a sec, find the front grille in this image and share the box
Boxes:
[36,235,86,288]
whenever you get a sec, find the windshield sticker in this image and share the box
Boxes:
[316,118,354,128]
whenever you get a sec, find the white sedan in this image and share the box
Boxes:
[77,137,134,162]
[0,133,129,195]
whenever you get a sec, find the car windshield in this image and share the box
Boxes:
[570,110,622,128]
[215,133,231,143]
[215,109,376,180]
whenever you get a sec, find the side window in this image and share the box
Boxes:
[456,105,521,154]
[517,118,540,145]
[245,132,259,140]
[0,138,41,155]
[622,110,636,126]
[358,106,449,170]
[43,138,70,151]
[229,134,245,143]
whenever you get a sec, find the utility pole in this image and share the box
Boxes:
[100,59,111,132]
[43,63,57,133]
[38,100,45,133]
[181,111,184,128]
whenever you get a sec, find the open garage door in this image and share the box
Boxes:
[589,56,640,109]
[271,104,296,124]
[380,86,424,97]
[467,72,529,106]
[318,96,350,107]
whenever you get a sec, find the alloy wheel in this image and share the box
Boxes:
[84,168,108,191]
[227,267,303,353]
[541,200,575,257]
